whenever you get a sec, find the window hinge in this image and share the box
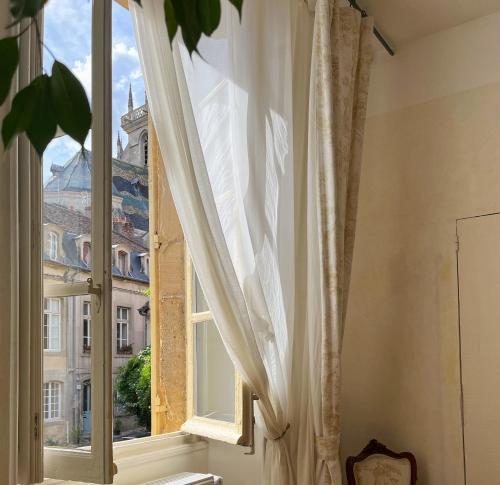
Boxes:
[34,412,39,440]
[153,233,161,250]
[87,277,102,311]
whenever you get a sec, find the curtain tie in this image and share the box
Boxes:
[316,435,340,461]
[272,423,290,441]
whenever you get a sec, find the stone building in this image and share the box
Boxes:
[42,92,151,445]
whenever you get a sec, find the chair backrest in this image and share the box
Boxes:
[346,439,417,485]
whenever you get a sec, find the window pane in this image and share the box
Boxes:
[192,271,210,313]
[111,0,151,442]
[43,295,92,448]
[43,0,94,450]
[194,320,236,423]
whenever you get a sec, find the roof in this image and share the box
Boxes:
[45,148,149,232]
[43,202,149,283]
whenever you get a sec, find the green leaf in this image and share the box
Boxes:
[9,0,44,23]
[50,60,91,146]
[1,81,36,148]
[198,0,221,36]
[0,37,19,106]
[26,74,57,156]
[171,0,202,55]
[228,0,243,19]
[163,0,178,43]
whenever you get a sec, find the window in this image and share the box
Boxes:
[116,306,130,353]
[83,301,91,352]
[140,131,148,166]
[183,255,252,444]
[43,298,61,351]
[44,382,61,420]
[24,1,252,483]
[118,250,128,276]
[140,253,149,275]
[82,241,91,266]
[48,231,58,261]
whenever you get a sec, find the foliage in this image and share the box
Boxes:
[0,0,244,157]
[114,345,151,430]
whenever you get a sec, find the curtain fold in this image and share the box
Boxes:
[309,1,374,483]
[130,0,373,483]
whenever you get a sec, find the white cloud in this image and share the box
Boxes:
[112,42,139,61]
[72,55,92,98]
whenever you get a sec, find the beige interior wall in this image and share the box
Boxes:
[341,10,500,485]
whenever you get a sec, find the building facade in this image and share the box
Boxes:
[43,93,151,446]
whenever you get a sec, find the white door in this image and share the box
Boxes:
[458,213,500,484]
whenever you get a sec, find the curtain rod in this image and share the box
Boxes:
[348,0,395,56]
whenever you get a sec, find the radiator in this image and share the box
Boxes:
[142,472,223,485]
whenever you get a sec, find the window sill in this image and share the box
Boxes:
[43,432,208,485]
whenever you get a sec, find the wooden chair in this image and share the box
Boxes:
[346,439,417,485]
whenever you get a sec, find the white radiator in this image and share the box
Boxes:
[142,472,222,485]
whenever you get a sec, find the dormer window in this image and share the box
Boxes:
[139,253,149,275]
[48,232,58,261]
[117,250,128,276]
[82,241,91,266]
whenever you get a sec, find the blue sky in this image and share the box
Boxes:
[43,0,145,181]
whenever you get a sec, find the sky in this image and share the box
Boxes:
[42,0,145,182]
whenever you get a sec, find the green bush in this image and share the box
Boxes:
[114,346,151,430]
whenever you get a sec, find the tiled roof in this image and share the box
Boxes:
[44,148,149,232]
[44,202,149,283]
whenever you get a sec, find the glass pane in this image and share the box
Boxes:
[112,0,151,442]
[43,0,92,450]
[192,271,210,313]
[42,295,93,448]
[194,320,235,423]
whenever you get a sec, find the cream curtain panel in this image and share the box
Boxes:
[130,0,373,483]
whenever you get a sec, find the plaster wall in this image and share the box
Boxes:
[341,9,500,485]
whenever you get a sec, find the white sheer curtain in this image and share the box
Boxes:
[130,0,373,483]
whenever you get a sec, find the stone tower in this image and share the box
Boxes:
[119,84,149,167]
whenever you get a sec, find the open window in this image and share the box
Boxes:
[182,255,253,445]
[20,1,254,483]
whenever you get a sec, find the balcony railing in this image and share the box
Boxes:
[83,343,91,353]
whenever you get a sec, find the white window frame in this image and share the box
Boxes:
[43,382,62,421]
[183,252,253,446]
[116,306,130,351]
[43,298,61,352]
[48,232,58,261]
[83,301,91,352]
[33,1,114,482]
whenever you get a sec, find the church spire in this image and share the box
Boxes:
[117,131,123,159]
[128,84,134,112]
[144,89,148,106]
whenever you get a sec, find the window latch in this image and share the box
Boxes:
[87,277,102,311]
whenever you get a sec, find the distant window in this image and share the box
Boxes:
[140,131,148,166]
[44,382,61,420]
[43,298,61,351]
[140,255,149,275]
[116,306,130,351]
[118,250,127,276]
[83,302,91,352]
[48,231,58,261]
[82,241,91,266]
